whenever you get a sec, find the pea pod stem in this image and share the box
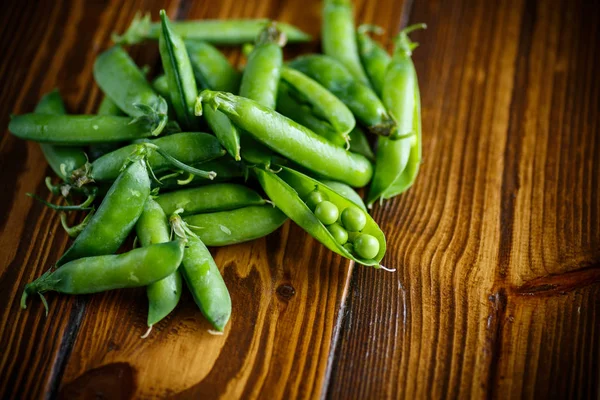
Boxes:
[26,193,94,212]
[60,210,95,238]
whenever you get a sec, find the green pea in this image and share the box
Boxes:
[314,200,339,225]
[327,223,348,245]
[343,242,354,253]
[305,190,328,210]
[341,205,366,232]
[353,233,380,259]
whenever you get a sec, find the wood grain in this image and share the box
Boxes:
[328,0,600,398]
[0,0,598,399]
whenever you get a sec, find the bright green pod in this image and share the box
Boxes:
[87,132,224,182]
[183,205,287,246]
[348,126,375,161]
[156,183,266,216]
[357,25,392,97]
[185,40,241,93]
[254,166,386,266]
[289,54,397,138]
[94,46,168,136]
[57,159,151,266]
[195,91,373,188]
[21,240,185,311]
[319,179,367,212]
[9,114,156,145]
[159,10,198,130]
[34,90,88,181]
[322,0,370,86]
[114,13,311,46]
[136,198,183,328]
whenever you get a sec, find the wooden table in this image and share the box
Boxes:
[1,0,598,398]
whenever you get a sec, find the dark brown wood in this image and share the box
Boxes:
[328,0,600,398]
[0,0,598,399]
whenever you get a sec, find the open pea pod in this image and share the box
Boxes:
[254,166,386,267]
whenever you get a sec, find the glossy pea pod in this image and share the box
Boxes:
[114,13,311,46]
[156,183,266,216]
[21,240,184,312]
[159,10,199,130]
[319,179,367,212]
[81,132,224,183]
[57,159,151,266]
[367,24,425,206]
[88,96,127,161]
[170,213,231,331]
[136,198,183,329]
[288,55,397,138]
[183,205,287,246]
[254,166,386,266]
[348,126,375,161]
[357,25,392,97]
[186,40,241,93]
[276,67,355,147]
[9,114,156,145]
[185,40,243,161]
[195,91,373,188]
[34,90,88,180]
[322,0,370,86]
[94,46,168,136]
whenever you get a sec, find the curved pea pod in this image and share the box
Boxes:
[57,159,151,266]
[34,90,88,181]
[367,24,425,206]
[322,0,370,86]
[21,240,185,311]
[183,205,287,246]
[254,166,386,266]
[155,158,245,191]
[186,40,241,93]
[195,91,373,188]
[156,183,266,216]
[203,107,241,161]
[348,126,375,161]
[88,96,127,161]
[170,214,231,331]
[94,46,168,136]
[9,114,156,145]
[289,54,397,138]
[319,179,367,212]
[357,25,391,97]
[84,132,224,182]
[159,10,198,130]
[136,198,182,328]
[114,13,311,46]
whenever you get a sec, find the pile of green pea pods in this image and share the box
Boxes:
[10,0,424,334]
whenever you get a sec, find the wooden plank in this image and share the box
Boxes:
[328,0,600,398]
[48,0,354,398]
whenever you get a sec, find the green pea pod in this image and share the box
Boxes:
[276,83,347,148]
[88,96,126,161]
[348,126,375,161]
[158,10,198,130]
[21,240,184,313]
[150,75,177,121]
[195,91,373,188]
[203,106,241,162]
[94,46,168,136]
[34,90,87,181]
[155,158,245,191]
[185,40,241,93]
[114,13,311,46]
[183,205,287,246]
[254,166,386,266]
[319,179,367,212]
[367,24,425,206]
[9,114,156,145]
[136,198,183,328]
[57,159,151,266]
[289,55,397,138]
[156,183,266,216]
[170,213,231,331]
[84,132,224,182]
[357,25,391,97]
[322,0,370,87]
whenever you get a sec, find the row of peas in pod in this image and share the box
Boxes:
[10,0,425,334]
